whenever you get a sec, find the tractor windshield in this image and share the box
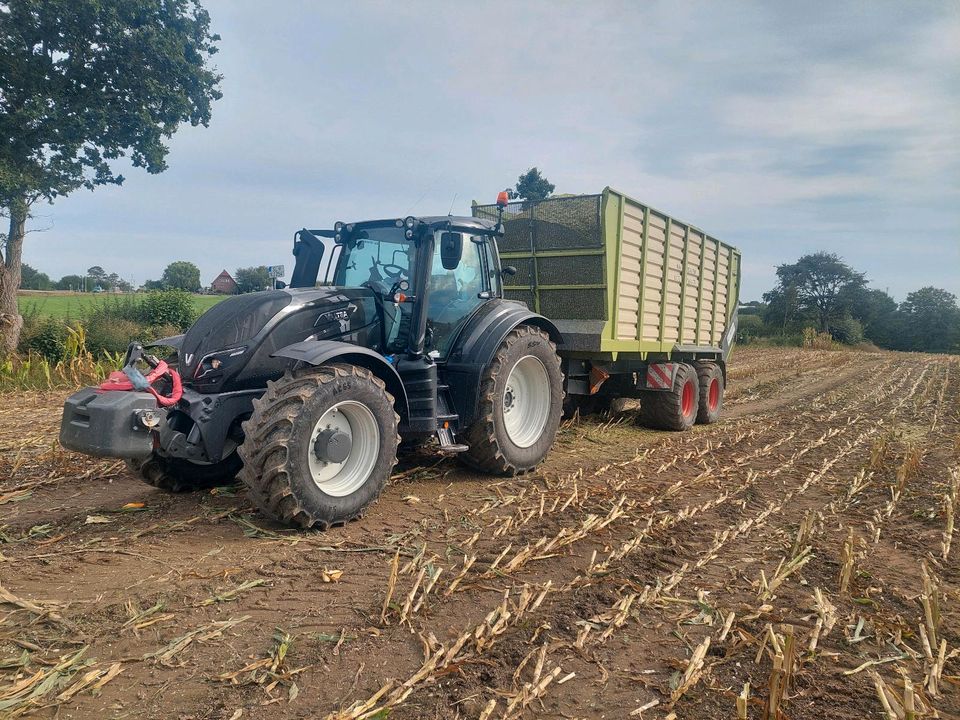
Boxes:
[331,227,415,292]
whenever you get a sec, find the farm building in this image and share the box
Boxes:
[210,270,238,294]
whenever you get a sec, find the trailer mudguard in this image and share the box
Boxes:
[443,300,562,428]
[272,340,408,422]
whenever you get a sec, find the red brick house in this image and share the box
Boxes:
[210,270,238,294]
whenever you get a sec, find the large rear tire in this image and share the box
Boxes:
[461,326,564,475]
[126,452,242,492]
[237,364,399,529]
[695,362,724,424]
[638,363,699,431]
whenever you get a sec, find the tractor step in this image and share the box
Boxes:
[436,426,468,454]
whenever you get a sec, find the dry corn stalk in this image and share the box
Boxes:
[943,467,959,560]
[380,549,400,624]
[789,511,814,559]
[808,588,837,654]
[920,562,939,650]
[736,682,750,720]
[839,528,855,594]
[670,637,710,703]
[760,547,813,600]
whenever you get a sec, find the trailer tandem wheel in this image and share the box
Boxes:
[695,362,724,424]
[237,364,399,529]
[639,362,700,431]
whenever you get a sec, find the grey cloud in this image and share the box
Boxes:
[22,1,959,300]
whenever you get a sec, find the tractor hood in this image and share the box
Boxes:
[181,287,379,391]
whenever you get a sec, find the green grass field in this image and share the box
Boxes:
[17,291,226,319]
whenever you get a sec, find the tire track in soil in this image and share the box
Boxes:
[0,351,939,720]
[332,352,924,716]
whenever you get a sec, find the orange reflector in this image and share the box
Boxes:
[395,293,406,303]
[589,366,610,395]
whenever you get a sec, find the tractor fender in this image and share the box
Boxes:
[444,300,562,428]
[272,340,409,422]
[145,333,184,350]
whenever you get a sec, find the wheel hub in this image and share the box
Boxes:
[307,401,380,497]
[314,428,352,464]
[501,355,551,448]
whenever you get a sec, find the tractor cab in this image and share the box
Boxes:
[290,215,503,360]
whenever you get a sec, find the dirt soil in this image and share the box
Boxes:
[1,346,958,719]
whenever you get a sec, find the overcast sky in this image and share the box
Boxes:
[22,1,960,301]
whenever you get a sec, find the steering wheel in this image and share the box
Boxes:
[380,263,406,278]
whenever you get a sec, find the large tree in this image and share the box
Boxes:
[770,252,866,332]
[161,261,201,292]
[898,287,960,353]
[511,167,555,202]
[0,0,222,354]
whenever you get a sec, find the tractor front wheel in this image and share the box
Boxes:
[238,364,399,529]
[126,452,242,492]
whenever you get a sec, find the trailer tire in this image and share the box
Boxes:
[237,364,399,529]
[126,452,242,492]
[639,363,699,431]
[695,362,724,424]
[461,326,563,475]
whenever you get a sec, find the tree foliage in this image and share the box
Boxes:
[19,263,51,290]
[235,266,270,294]
[510,168,555,202]
[161,261,201,292]
[754,252,959,354]
[897,287,960,353]
[55,274,84,291]
[769,252,866,332]
[0,0,222,353]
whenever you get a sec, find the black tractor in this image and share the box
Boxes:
[61,200,565,528]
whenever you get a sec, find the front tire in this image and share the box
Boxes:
[238,364,399,529]
[126,452,242,492]
[461,326,564,475]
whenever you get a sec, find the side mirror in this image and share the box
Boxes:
[275,281,287,290]
[440,232,463,270]
[501,265,517,277]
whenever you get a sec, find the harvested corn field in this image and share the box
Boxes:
[1,346,958,719]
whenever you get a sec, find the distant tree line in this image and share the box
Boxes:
[20,264,134,292]
[20,260,278,295]
[741,252,960,354]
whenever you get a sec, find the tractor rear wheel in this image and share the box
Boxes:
[461,326,563,475]
[638,363,699,431]
[238,364,399,529]
[695,362,724,424]
[126,452,242,492]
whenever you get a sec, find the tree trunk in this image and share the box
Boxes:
[0,201,27,356]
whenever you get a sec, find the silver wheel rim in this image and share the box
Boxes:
[307,401,380,497]
[502,355,551,448]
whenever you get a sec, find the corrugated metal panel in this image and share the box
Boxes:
[681,232,703,345]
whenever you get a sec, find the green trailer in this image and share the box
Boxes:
[474,188,741,429]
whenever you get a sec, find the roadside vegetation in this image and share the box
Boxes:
[2,290,200,391]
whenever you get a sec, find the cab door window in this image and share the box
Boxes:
[427,234,488,355]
